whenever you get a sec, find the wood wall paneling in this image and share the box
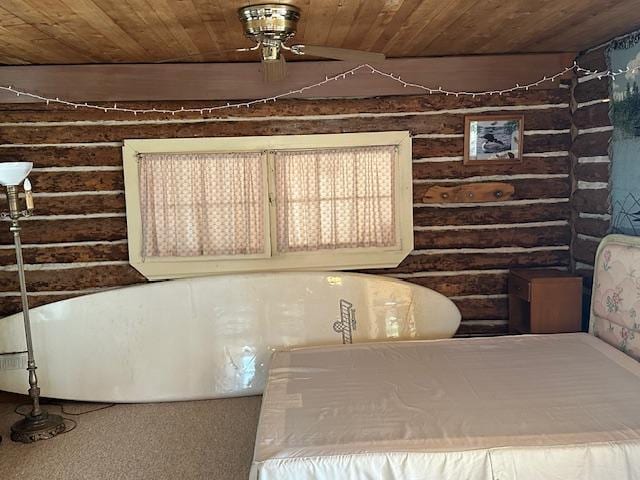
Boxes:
[0,86,575,336]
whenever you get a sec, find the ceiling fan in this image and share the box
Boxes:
[158,3,386,82]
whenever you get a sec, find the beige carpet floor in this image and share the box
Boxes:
[0,392,262,480]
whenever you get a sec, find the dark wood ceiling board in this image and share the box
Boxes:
[0,0,638,64]
[0,23,79,65]
[423,0,507,55]
[0,53,29,65]
[356,0,408,53]
[0,31,48,64]
[158,0,224,61]
[216,0,261,62]
[28,0,123,60]
[474,0,596,54]
[91,0,181,61]
[516,1,610,48]
[407,0,485,56]
[190,0,236,59]
[381,0,445,55]
[0,45,28,67]
[368,0,425,54]
[135,0,203,60]
[535,1,640,52]
[0,0,97,63]
[296,0,335,48]
[0,1,107,62]
[0,8,25,27]
[383,0,476,56]
[323,0,360,48]
[339,0,389,50]
[59,0,149,59]
[285,0,310,46]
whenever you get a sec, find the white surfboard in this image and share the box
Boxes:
[0,272,460,402]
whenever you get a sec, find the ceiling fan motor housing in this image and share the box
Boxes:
[238,4,301,60]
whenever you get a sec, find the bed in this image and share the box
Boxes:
[250,234,640,480]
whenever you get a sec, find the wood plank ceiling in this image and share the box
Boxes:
[0,0,638,65]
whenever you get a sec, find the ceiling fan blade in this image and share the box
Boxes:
[262,55,287,82]
[294,45,385,63]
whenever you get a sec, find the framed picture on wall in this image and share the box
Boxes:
[464,114,524,165]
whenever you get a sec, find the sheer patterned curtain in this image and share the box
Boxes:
[139,152,265,258]
[274,145,396,252]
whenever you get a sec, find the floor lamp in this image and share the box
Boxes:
[0,162,66,443]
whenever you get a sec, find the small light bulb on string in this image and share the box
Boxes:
[0,60,626,117]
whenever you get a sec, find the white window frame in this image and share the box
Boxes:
[123,131,413,280]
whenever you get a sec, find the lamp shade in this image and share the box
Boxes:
[0,162,33,186]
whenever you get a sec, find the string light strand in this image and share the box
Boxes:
[0,61,634,116]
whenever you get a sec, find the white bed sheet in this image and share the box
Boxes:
[251,333,640,480]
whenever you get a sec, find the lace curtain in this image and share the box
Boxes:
[139,152,265,258]
[274,145,397,252]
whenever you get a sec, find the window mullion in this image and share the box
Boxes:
[266,150,278,258]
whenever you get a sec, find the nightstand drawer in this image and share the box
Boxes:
[508,274,530,301]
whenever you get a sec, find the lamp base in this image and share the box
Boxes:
[11,411,65,443]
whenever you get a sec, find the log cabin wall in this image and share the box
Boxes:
[571,45,613,308]
[0,88,575,336]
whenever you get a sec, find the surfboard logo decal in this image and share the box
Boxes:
[333,299,357,344]
[0,352,27,371]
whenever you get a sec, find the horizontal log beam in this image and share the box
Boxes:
[0,89,571,121]
[0,294,82,317]
[574,217,610,237]
[575,162,609,182]
[365,249,570,274]
[403,272,508,297]
[414,225,570,249]
[0,217,127,243]
[412,136,569,159]
[454,297,508,320]
[578,47,607,72]
[0,264,145,291]
[572,102,610,129]
[573,236,600,265]
[414,202,570,226]
[29,171,124,192]
[30,194,126,216]
[0,147,122,167]
[456,321,508,337]
[573,79,609,104]
[0,110,570,145]
[0,243,128,266]
[572,189,610,214]
[413,156,570,180]
[571,130,611,157]
[0,53,576,103]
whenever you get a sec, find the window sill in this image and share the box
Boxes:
[130,246,412,281]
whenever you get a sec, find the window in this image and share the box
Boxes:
[123,132,412,280]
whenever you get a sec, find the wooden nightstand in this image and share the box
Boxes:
[508,269,583,334]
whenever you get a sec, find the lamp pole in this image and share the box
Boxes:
[0,167,66,443]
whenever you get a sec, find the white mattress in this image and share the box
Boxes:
[251,333,640,480]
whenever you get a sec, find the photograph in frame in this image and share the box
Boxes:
[464,115,524,164]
